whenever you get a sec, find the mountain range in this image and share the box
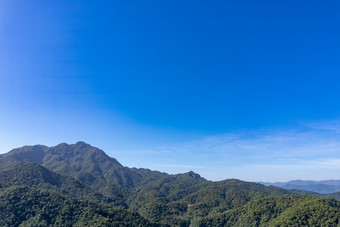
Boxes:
[0,141,340,226]
[260,180,340,194]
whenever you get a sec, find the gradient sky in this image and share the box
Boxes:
[1,0,340,181]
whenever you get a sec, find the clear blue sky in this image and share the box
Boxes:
[1,0,340,181]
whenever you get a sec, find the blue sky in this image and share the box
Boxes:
[1,0,340,181]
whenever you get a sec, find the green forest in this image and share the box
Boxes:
[0,142,339,226]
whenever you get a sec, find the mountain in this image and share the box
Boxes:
[0,142,167,189]
[1,142,340,226]
[289,188,340,202]
[128,176,291,225]
[260,180,340,194]
[0,162,125,207]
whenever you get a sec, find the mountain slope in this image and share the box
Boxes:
[127,174,291,225]
[0,142,167,189]
[0,162,125,207]
[0,185,160,227]
[196,195,340,226]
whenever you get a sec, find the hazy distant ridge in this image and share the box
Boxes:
[260,180,340,194]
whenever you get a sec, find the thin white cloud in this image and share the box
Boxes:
[252,158,340,170]
[306,119,340,133]
[155,164,206,169]
[119,119,340,181]
[163,120,340,161]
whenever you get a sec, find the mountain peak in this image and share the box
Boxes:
[187,171,201,179]
[74,141,91,147]
[0,142,148,188]
[53,141,91,149]
[50,142,108,159]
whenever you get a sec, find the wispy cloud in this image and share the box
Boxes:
[155,164,206,169]
[252,158,340,170]
[166,120,340,160]
[138,119,340,181]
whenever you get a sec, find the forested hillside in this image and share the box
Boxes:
[0,185,158,226]
[0,142,339,226]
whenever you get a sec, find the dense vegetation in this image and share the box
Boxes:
[195,195,340,226]
[1,142,340,226]
[0,185,158,227]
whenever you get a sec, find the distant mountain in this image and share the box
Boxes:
[1,142,340,226]
[260,180,340,194]
[289,188,340,201]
